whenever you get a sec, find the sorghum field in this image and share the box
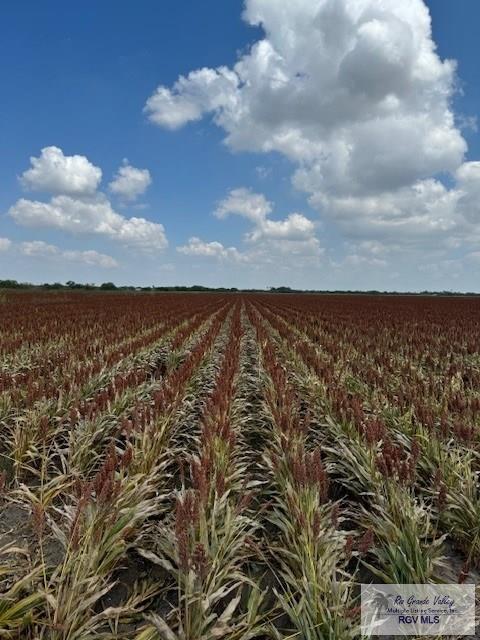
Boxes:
[1,291,479,639]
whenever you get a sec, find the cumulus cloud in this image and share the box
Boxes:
[177,237,246,262]
[248,212,315,242]
[19,240,118,268]
[109,161,152,201]
[215,187,316,242]
[9,147,167,253]
[62,250,118,268]
[215,187,272,223]
[20,146,102,196]
[177,188,322,267]
[9,194,167,252]
[20,240,59,257]
[146,0,480,255]
[455,161,480,225]
[145,68,239,130]
[177,234,323,267]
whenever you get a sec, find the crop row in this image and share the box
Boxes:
[1,292,479,638]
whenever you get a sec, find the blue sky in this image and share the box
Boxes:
[1,0,480,290]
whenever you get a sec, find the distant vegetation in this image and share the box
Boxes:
[0,279,240,293]
[0,278,478,295]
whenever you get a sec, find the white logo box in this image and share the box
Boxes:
[361,584,476,636]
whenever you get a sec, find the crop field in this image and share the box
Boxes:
[1,291,479,639]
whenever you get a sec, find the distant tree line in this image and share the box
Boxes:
[0,279,479,296]
[0,279,244,293]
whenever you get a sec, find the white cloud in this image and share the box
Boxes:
[20,240,59,257]
[248,212,315,242]
[145,67,239,130]
[145,0,480,255]
[20,146,102,196]
[177,237,245,262]
[178,188,323,268]
[19,240,118,268]
[109,161,152,201]
[341,253,387,268]
[215,187,272,223]
[455,161,480,225]
[0,238,12,252]
[10,147,168,254]
[249,237,324,265]
[354,240,388,256]
[63,250,118,268]
[176,234,323,268]
[215,187,316,242]
[9,193,167,252]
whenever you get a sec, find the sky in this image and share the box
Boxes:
[1,0,480,291]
